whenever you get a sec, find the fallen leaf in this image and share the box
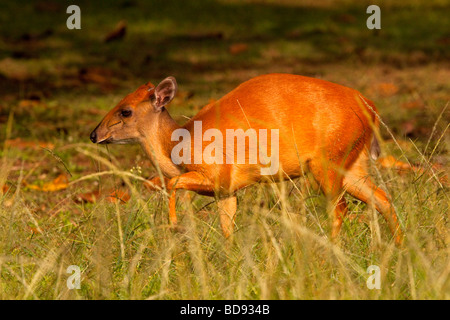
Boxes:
[104,20,127,43]
[229,43,249,55]
[27,174,69,192]
[106,189,130,203]
[75,188,130,204]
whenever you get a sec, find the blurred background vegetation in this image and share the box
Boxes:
[0,0,448,300]
[0,0,449,144]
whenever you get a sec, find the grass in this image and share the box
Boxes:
[0,0,448,299]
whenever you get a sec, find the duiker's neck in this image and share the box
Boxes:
[139,108,182,178]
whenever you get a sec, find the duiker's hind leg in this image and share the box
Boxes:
[308,161,348,241]
[344,153,403,246]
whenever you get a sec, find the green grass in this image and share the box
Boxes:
[0,0,448,299]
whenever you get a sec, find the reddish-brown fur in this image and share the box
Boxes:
[91,73,403,245]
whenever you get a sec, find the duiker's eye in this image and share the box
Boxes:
[120,109,132,117]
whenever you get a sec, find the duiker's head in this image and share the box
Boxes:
[90,76,177,144]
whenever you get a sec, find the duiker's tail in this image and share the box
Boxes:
[370,136,381,160]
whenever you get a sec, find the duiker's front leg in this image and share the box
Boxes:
[167,172,237,236]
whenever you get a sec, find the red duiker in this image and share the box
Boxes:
[90,73,403,245]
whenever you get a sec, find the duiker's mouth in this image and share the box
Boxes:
[98,137,113,144]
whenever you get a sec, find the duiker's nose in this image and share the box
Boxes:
[90,130,97,143]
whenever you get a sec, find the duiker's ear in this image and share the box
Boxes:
[152,76,177,110]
